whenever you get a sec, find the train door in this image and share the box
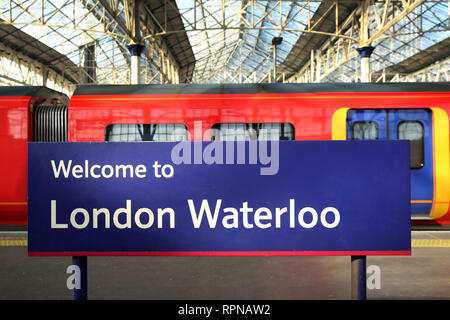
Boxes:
[346,109,433,217]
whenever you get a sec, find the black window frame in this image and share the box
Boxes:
[397,120,425,170]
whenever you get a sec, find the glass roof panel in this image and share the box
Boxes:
[1,0,133,83]
[176,0,320,83]
[0,0,447,87]
[325,1,450,82]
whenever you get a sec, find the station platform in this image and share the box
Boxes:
[0,231,449,300]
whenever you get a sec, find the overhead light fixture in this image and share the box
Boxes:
[272,37,283,46]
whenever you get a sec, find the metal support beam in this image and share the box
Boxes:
[81,43,97,84]
[272,37,283,82]
[272,46,276,82]
[0,41,75,95]
[127,0,144,85]
[62,0,181,84]
[287,0,435,83]
[1,0,446,85]
[376,56,450,83]
[42,67,49,87]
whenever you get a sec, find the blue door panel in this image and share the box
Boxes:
[347,109,433,216]
[388,109,433,215]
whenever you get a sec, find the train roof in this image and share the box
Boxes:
[0,86,68,104]
[72,82,450,96]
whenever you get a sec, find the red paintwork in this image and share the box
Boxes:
[69,92,450,142]
[28,250,411,256]
[0,96,34,225]
[2,89,450,226]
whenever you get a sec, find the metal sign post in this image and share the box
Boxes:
[72,256,88,300]
[351,256,367,300]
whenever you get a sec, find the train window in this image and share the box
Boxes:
[351,121,378,140]
[398,121,424,169]
[105,124,188,142]
[210,123,295,141]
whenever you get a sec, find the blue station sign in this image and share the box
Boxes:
[28,141,411,256]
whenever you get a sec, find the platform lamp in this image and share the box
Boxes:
[272,37,283,82]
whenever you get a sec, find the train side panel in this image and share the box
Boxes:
[69,91,450,140]
[0,87,68,225]
[0,95,33,224]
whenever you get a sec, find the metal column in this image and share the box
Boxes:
[128,44,144,85]
[271,37,283,83]
[81,43,97,84]
[128,0,144,85]
[357,46,374,83]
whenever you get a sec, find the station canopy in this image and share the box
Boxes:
[0,0,132,92]
[0,0,448,89]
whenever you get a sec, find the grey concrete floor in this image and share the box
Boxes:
[0,231,449,300]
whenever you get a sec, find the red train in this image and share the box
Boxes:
[1,83,449,227]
